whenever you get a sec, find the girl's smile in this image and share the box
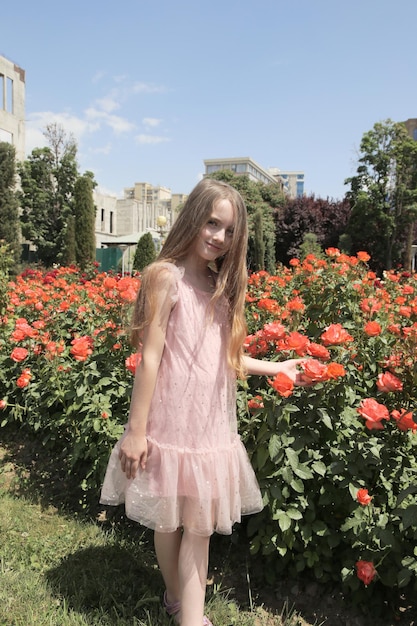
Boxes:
[194,198,235,262]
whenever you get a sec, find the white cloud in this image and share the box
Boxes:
[142,117,162,128]
[84,107,136,134]
[133,81,166,94]
[95,96,120,113]
[136,134,170,145]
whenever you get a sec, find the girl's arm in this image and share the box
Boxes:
[119,268,175,479]
[243,355,308,386]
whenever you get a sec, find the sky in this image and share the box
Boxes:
[2,0,417,201]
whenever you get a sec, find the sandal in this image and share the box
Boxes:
[163,591,213,625]
[163,591,181,619]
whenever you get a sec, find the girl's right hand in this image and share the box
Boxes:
[119,431,148,479]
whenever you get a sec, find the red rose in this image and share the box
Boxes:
[356,560,376,585]
[0,399,6,410]
[268,372,294,398]
[356,488,372,506]
[376,371,403,393]
[357,398,389,430]
[10,347,29,362]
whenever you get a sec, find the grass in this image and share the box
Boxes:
[0,426,312,626]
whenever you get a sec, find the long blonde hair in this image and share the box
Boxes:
[131,177,249,378]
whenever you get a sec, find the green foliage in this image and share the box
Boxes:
[74,175,96,269]
[133,232,156,272]
[18,124,80,268]
[298,232,324,261]
[253,209,265,270]
[2,254,417,616]
[346,119,417,272]
[0,141,21,265]
[0,241,15,316]
[241,251,417,614]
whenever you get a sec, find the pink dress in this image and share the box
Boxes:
[100,262,263,535]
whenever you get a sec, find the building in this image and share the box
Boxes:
[203,157,304,198]
[268,168,305,198]
[404,118,417,141]
[204,156,278,186]
[94,183,187,273]
[0,55,25,161]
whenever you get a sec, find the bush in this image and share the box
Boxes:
[0,266,139,503]
[240,249,417,613]
[1,250,417,612]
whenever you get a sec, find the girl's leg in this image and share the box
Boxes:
[178,529,210,626]
[154,529,182,605]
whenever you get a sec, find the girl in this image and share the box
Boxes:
[100,178,307,626]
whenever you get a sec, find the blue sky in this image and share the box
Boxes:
[2,0,417,200]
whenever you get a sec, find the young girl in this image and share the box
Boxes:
[100,178,306,626]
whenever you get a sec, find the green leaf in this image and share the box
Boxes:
[278,513,292,532]
[311,461,326,476]
[397,568,412,588]
[268,434,281,461]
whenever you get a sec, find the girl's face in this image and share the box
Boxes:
[193,199,235,263]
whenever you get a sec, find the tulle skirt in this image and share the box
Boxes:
[100,433,263,536]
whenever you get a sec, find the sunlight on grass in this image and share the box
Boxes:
[0,488,307,625]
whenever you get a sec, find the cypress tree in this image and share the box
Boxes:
[0,142,21,266]
[74,175,96,269]
[133,232,156,272]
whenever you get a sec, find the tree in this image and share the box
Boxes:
[133,232,156,271]
[207,170,283,272]
[253,209,265,270]
[18,124,79,267]
[274,195,351,264]
[0,142,20,265]
[74,174,96,269]
[345,119,417,272]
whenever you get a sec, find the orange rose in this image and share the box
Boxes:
[364,321,382,336]
[376,371,403,393]
[248,395,264,411]
[391,409,417,432]
[282,331,310,356]
[321,323,353,346]
[356,488,372,506]
[262,322,286,341]
[0,399,6,410]
[357,251,371,262]
[268,372,294,398]
[356,560,376,585]
[326,362,346,379]
[301,359,328,383]
[357,398,389,430]
[70,336,93,362]
[306,343,330,360]
[125,352,142,375]
[17,368,32,388]
[10,347,29,362]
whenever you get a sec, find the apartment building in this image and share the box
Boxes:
[0,55,25,161]
[204,157,304,198]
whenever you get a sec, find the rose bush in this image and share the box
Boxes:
[239,251,417,613]
[1,251,417,613]
[0,266,139,500]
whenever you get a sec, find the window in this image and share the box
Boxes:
[6,77,13,113]
[110,211,114,233]
[296,181,304,197]
[413,129,417,141]
[0,75,4,110]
